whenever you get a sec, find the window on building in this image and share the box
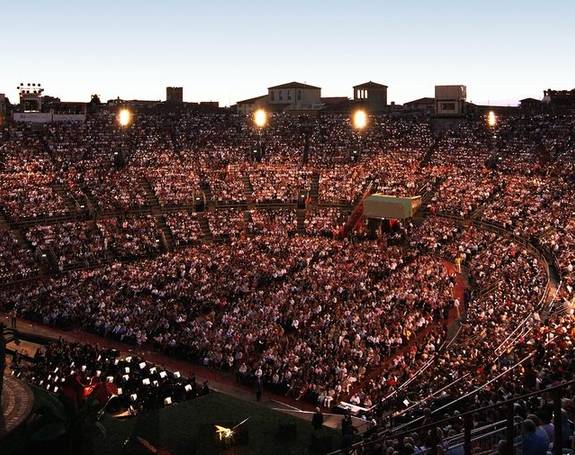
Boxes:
[270,92,274,101]
[297,90,301,101]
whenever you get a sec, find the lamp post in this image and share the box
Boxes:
[351,109,368,162]
[486,110,500,169]
[253,109,267,163]
[487,110,497,129]
[115,108,132,168]
[487,111,498,148]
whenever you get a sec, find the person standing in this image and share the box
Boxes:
[312,407,324,431]
[10,306,17,329]
[256,377,263,402]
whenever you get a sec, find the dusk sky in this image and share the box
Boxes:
[1,0,573,106]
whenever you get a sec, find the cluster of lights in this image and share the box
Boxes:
[252,108,368,130]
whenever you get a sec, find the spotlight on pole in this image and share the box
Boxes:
[253,109,267,128]
[117,108,132,128]
[352,109,368,130]
[487,111,497,128]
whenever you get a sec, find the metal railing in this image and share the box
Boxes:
[331,379,575,455]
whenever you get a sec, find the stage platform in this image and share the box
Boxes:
[0,374,34,439]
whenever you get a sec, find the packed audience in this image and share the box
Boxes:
[1,109,575,452]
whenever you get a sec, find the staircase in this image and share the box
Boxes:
[309,171,320,205]
[198,214,212,240]
[420,136,440,166]
[420,176,445,208]
[243,210,254,236]
[200,176,215,209]
[242,172,254,203]
[0,207,9,231]
[469,183,504,220]
[296,209,306,235]
[170,129,184,161]
[11,224,51,275]
[80,184,99,215]
[336,182,375,239]
[140,177,161,213]
[52,183,79,213]
[156,215,174,252]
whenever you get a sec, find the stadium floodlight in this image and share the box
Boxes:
[253,109,268,128]
[117,108,132,127]
[487,111,497,128]
[352,109,368,130]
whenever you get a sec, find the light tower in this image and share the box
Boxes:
[351,109,368,162]
[252,109,267,162]
[115,107,133,168]
[17,82,44,112]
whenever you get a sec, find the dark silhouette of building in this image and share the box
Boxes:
[166,87,183,103]
[353,81,388,112]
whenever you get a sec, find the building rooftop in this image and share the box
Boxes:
[404,97,435,105]
[237,95,268,105]
[520,97,542,103]
[353,81,388,89]
[268,82,321,90]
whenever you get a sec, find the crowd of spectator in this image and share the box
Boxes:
[1,110,575,452]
